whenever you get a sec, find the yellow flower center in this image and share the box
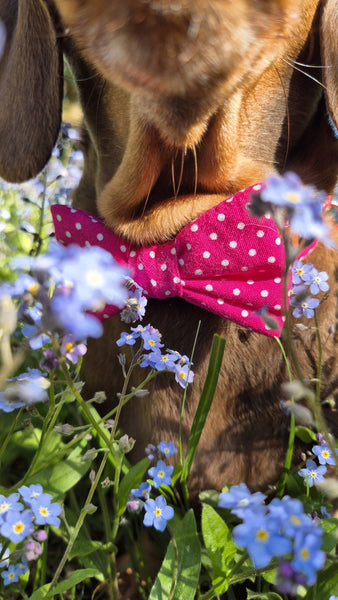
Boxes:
[0,502,9,513]
[65,342,73,352]
[290,515,301,525]
[13,522,24,534]
[39,507,49,517]
[296,268,304,276]
[322,450,329,458]
[309,470,317,479]
[158,471,165,478]
[256,529,269,542]
[286,191,301,204]
[300,547,309,560]
[148,339,155,346]
[178,371,185,379]
[154,508,162,516]
[28,282,39,295]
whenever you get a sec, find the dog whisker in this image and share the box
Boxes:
[282,57,326,89]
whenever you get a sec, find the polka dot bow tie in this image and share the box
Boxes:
[52,184,290,337]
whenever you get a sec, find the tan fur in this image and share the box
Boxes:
[0,0,337,496]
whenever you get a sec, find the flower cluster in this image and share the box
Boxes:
[250,171,333,246]
[0,485,62,587]
[219,484,326,594]
[298,435,337,488]
[289,260,330,319]
[128,441,177,532]
[117,324,194,388]
[0,368,50,413]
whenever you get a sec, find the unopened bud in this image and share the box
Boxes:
[118,434,135,454]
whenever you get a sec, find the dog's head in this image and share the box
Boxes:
[0,0,338,244]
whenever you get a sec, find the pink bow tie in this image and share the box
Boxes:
[51,183,290,337]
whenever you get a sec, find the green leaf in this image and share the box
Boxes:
[321,517,338,552]
[181,334,226,483]
[247,592,283,600]
[304,563,338,600]
[149,510,201,600]
[117,457,149,516]
[201,504,236,595]
[29,568,100,600]
[25,445,91,496]
[295,426,317,443]
[198,489,221,508]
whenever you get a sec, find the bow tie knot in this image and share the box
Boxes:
[51,184,292,337]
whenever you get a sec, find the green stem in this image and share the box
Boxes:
[0,407,24,463]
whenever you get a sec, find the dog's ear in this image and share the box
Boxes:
[0,0,63,182]
[321,0,338,130]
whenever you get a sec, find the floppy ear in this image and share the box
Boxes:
[321,0,338,130]
[0,0,63,182]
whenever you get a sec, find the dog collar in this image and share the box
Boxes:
[51,183,301,337]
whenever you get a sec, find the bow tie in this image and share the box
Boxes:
[51,184,290,337]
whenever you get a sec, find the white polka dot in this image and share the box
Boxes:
[282,316,286,322]
[217,299,224,305]
[274,304,281,310]
[56,214,62,222]
[256,230,264,238]
[171,248,176,255]
[138,263,144,270]
[70,208,77,213]
[274,277,281,283]
[226,196,233,203]
[203,251,210,259]
[161,264,167,271]
[230,241,237,248]
[252,184,261,191]
[119,244,126,251]
[149,251,155,258]
[65,231,72,238]
[150,279,157,287]
[85,241,91,247]
[181,280,185,286]
[103,314,109,319]
[248,249,256,256]
[165,290,171,296]
[221,259,229,267]
[210,232,218,240]
[59,239,65,244]
[275,237,281,245]
[241,266,248,271]
[75,222,82,230]
[247,280,254,285]
[265,325,271,331]
[268,256,276,263]
[206,284,213,291]
[237,222,245,230]
[241,310,249,317]
[191,224,198,232]
[130,251,136,257]
[233,288,241,296]
[91,218,98,223]
[217,213,225,221]
[261,290,269,297]
[186,243,192,250]
[179,258,184,266]
[195,269,203,275]
[173,276,180,284]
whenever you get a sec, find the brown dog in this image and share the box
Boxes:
[0,0,337,496]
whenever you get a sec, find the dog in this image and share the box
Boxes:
[0,0,337,499]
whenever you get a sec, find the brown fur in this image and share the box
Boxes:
[0,0,337,496]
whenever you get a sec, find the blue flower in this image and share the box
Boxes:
[233,511,292,568]
[268,496,312,538]
[148,460,174,488]
[0,369,50,412]
[0,494,24,524]
[60,334,87,364]
[157,441,178,458]
[121,281,147,323]
[18,484,44,506]
[291,261,315,285]
[261,172,313,207]
[291,529,325,586]
[218,483,265,518]
[312,443,337,465]
[174,363,194,388]
[50,294,103,339]
[130,482,152,499]
[1,564,21,586]
[141,328,164,351]
[291,295,320,319]
[30,494,62,527]
[298,459,327,487]
[0,509,34,543]
[302,268,330,295]
[116,331,138,347]
[143,495,174,532]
